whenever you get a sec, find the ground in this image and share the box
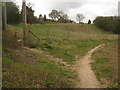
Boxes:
[75,44,106,88]
[2,23,119,88]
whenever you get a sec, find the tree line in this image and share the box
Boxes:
[93,16,119,34]
[6,2,87,24]
[6,1,119,34]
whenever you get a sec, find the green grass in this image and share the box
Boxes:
[7,24,118,64]
[91,61,112,78]
[91,43,118,88]
[92,58,108,64]
[29,24,118,40]
[11,23,118,41]
[3,49,77,88]
[31,39,117,64]
[2,30,77,88]
[4,23,119,88]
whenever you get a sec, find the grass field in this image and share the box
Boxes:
[9,23,118,40]
[3,23,119,88]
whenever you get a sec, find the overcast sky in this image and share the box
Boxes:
[13,0,119,23]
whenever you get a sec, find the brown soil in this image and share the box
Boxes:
[75,44,106,88]
[14,49,37,64]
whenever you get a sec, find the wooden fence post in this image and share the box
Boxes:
[2,2,7,30]
[14,29,17,38]
[22,0,27,45]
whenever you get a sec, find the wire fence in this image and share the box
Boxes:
[9,25,119,47]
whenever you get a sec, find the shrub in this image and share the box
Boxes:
[93,16,119,34]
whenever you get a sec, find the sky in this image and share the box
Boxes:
[13,0,119,23]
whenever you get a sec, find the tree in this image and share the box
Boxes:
[6,2,21,24]
[88,20,91,24]
[93,16,119,34]
[43,15,46,21]
[76,13,85,23]
[58,10,69,20]
[62,14,69,20]
[21,2,39,24]
[39,14,42,19]
[26,6,34,23]
[49,9,59,21]
[59,14,69,23]
[58,10,64,17]
[38,14,43,23]
[57,10,70,23]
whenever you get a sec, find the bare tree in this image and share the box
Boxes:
[58,10,69,20]
[62,14,69,20]
[27,2,35,8]
[49,10,69,22]
[49,9,59,21]
[58,10,64,17]
[76,13,85,23]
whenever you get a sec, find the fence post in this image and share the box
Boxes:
[14,29,17,38]
[22,0,27,46]
[28,27,30,43]
[2,2,7,30]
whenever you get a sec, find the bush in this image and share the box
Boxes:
[2,30,22,49]
[93,16,119,34]
[6,2,21,24]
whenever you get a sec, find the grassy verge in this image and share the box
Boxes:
[91,42,118,88]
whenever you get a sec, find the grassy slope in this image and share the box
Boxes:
[9,23,118,64]
[2,31,77,88]
[28,23,118,40]
[3,49,76,88]
[91,42,118,88]
[4,23,118,88]
[34,40,117,64]
[11,23,118,40]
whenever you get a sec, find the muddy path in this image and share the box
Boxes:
[75,44,107,88]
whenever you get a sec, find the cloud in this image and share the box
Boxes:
[14,0,119,23]
[48,2,84,12]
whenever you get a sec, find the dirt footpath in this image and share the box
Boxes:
[75,44,106,88]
